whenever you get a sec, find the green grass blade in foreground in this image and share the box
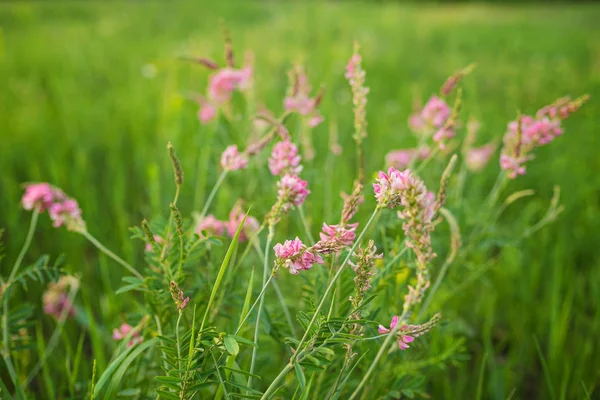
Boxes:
[200,210,248,332]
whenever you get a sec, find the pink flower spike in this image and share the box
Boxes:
[273,237,323,274]
[226,207,260,242]
[208,67,253,104]
[421,95,450,129]
[196,215,224,237]
[277,174,310,209]
[268,141,303,176]
[21,183,62,211]
[220,145,248,171]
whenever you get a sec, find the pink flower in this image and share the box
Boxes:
[421,95,450,129]
[112,323,143,348]
[226,207,260,242]
[373,167,418,209]
[145,235,164,252]
[196,215,224,237]
[408,113,426,132]
[197,101,217,124]
[42,276,78,320]
[285,65,324,127]
[307,114,324,128]
[21,183,63,211]
[273,237,324,274]
[268,141,303,176]
[432,126,455,149]
[48,199,83,230]
[500,154,528,179]
[221,145,248,171]
[319,223,358,247]
[208,67,252,104]
[507,115,562,147]
[345,53,362,80]
[277,174,310,210]
[377,316,415,350]
[385,148,430,170]
[466,144,496,172]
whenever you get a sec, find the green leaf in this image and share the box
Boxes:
[93,338,157,397]
[156,389,180,400]
[294,363,306,391]
[223,335,240,356]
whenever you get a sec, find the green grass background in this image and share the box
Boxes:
[1,1,599,398]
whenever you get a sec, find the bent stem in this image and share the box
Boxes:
[248,227,274,390]
[261,208,380,399]
[81,231,144,281]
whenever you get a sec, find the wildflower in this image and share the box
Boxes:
[284,64,324,127]
[42,276,78,320]
[373,167,422,209]
[341,181,364,224]
[432,125,456,149]
[208,66,252,104]
[421,95,450,129]
[21,183,63,211]
[440,64,475,97]
[500,95,588,179]
[112,323,143,348]
[349,240,381,311]
[273,237,324,274]
[145,235,164,252]
[385,148,430,170]
[320,223,358,246]
[170,281,190,311]
[220,145,248,171]
[276,174,310,211]
[196,215,224,237]
[466,143,496,172]
[49,198,85,232]
[197,99,217,124]
[268,140,303,176]
[378,313,441,351]
[226,203,260,242]
[378,316,415,350]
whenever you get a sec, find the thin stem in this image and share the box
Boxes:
[248,228,273,390]
[199,170,228,220]
[175,310,185,390]
[260,363,294,400]
[234,274,274,335]
[25,284,79,386]
[348,323,398,400]
[3,208,39,364]
[293,209,379,360]
[212,351,231,400]
[81,231,144,281]
[297,205,315,244]
[262,209,380,397]
[154,315,170,371]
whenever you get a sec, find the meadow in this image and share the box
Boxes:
[1,1,600,399]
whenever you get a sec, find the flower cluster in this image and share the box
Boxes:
[112,323,144,348]
[345,48,369,143]
[409,95,451,137]
[268,140,303,176]
[378,313,441,351]
[21,183,85,232]
[273,237,324,274]
[266,174,310,226]
[195,203,260,242]
[170,281,190,311]
[284,64,324,128]
[42,275,79,319]
[500,95,588,179]
[312,223,358,255]
[385,147,430,170]
[221,145,248,171]
[466,143,496,172]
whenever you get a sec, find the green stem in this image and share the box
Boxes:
[297,205,315,244]
[248,228,274,390]
[3,208,39,363]
[262,209,380,397]
[199,170,228,220]
[348,321,399,400]
[81,231,144,281]
[234,273,274,336]
[176,311,183,389]
[260,363,294,400]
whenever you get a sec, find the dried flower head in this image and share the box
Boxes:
[170,281,190,311]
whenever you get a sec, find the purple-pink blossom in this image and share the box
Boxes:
[277,174,310,210]
[21,183,63,211]
[284,65,324,128]
[42,276,78,320]
[221,145,248,171]
[385,148,430,170]
[273,237,324,274]
[226,206,260,242]
[112,323,143,348]
[319,223,358,247]
[268,140,303,176]
[466,144,496,172]
[421,95,450,129]
[196,215,224,237]
[208,67,252,104]
[500,154,528,179]
[377,316,415,350]
[373,167,418,209]
[48,199,84,231]
[197,100,217,124]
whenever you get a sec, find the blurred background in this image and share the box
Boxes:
[1,1,599,398]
